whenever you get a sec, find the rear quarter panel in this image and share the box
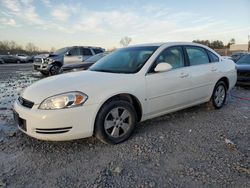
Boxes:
[217,59,237,91]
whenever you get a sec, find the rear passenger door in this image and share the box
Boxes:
[81,48,93,61]
[64,47,82,65]
[183,46,218,102]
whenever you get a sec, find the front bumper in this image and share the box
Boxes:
[33,63,52,72]
[13,100,99,141]
[237,73,250,86]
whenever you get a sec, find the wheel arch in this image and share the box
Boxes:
[95,93,143,123]
[52,61,63,67]
[216,77,229,90]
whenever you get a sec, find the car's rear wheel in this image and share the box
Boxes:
[94,100,137,144]
[50,64,61,75]
[210,81,227,109]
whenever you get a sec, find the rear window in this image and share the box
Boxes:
[81,48,92,56]
[186,46,210,66]
[207,50,219,62]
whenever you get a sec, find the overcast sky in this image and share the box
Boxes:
[0,0,249,50]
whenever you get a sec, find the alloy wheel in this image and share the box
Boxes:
[50,65,60,75]
[214,85,226,107]
[104,107,132,138]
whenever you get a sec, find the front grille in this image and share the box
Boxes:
[18,97,34,109]
[35,127,72,134]
[237,70,250,77]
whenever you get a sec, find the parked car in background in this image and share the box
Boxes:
[0,55,24,64]
[0,57,4,64]
[26,55,35,63]
[16,54,29,62]
[231,52,248,62]
[62,52,109,73]
[14,42,236,144]
[33,46,105,76]
[236,53,250,85]
[222,56,233,60]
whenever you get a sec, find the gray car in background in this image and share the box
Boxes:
[33,46,104,75]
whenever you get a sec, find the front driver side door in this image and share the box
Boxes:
[64,47,82,65]
[145,46,193,117]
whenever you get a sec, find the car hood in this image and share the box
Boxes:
[236,64,250,71]
[34,53,50,59]
[22,71,134,104]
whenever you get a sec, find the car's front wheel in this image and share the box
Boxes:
[210,81,227,109]
[50,64,61,75]
[94,100,137,144]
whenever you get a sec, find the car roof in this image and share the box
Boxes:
[67,46,104,49]
[129,42,210,48]
[128,42,222,58]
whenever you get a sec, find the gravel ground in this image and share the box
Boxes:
[0,64,249,188]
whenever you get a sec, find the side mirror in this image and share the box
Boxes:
[154,62,172,72]
[65,51,71,56]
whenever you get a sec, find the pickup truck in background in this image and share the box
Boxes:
[33,46,105,75]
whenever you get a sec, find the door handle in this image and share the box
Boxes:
[180,72,189,78]
[211,67,217,72]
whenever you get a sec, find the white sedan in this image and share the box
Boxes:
[14,42,237,144]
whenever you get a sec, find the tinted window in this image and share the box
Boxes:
[93,49,103,54]
[81,48,92,56]
[207,50,219,62]
[151,46,184,72]
[90,46,158,74]
[186,47,210,66]
[236,54,250,65]
[69,48,80,56]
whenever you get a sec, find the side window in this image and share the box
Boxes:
[186,46,210,66]
[81,48,92,56]
[207,50,219,62]
[69,48,80,56]
[93,49,103,54]
[151,46,184,72]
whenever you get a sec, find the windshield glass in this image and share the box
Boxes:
[236,54,250,65]
[53,47,69,55]
[90,46,158,73]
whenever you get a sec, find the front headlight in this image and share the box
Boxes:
[39,92,88,110]
[43,58,54,64]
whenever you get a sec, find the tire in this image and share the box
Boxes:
[17,60,21,64]
[50,64,61,75]
[210,81,227,109]
[94,100,137,144]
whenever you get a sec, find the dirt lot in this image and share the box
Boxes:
[0,64,249,188]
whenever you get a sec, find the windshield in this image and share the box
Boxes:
[90,46,158,73]
[53,47,69,55]
[236,54,250,65]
